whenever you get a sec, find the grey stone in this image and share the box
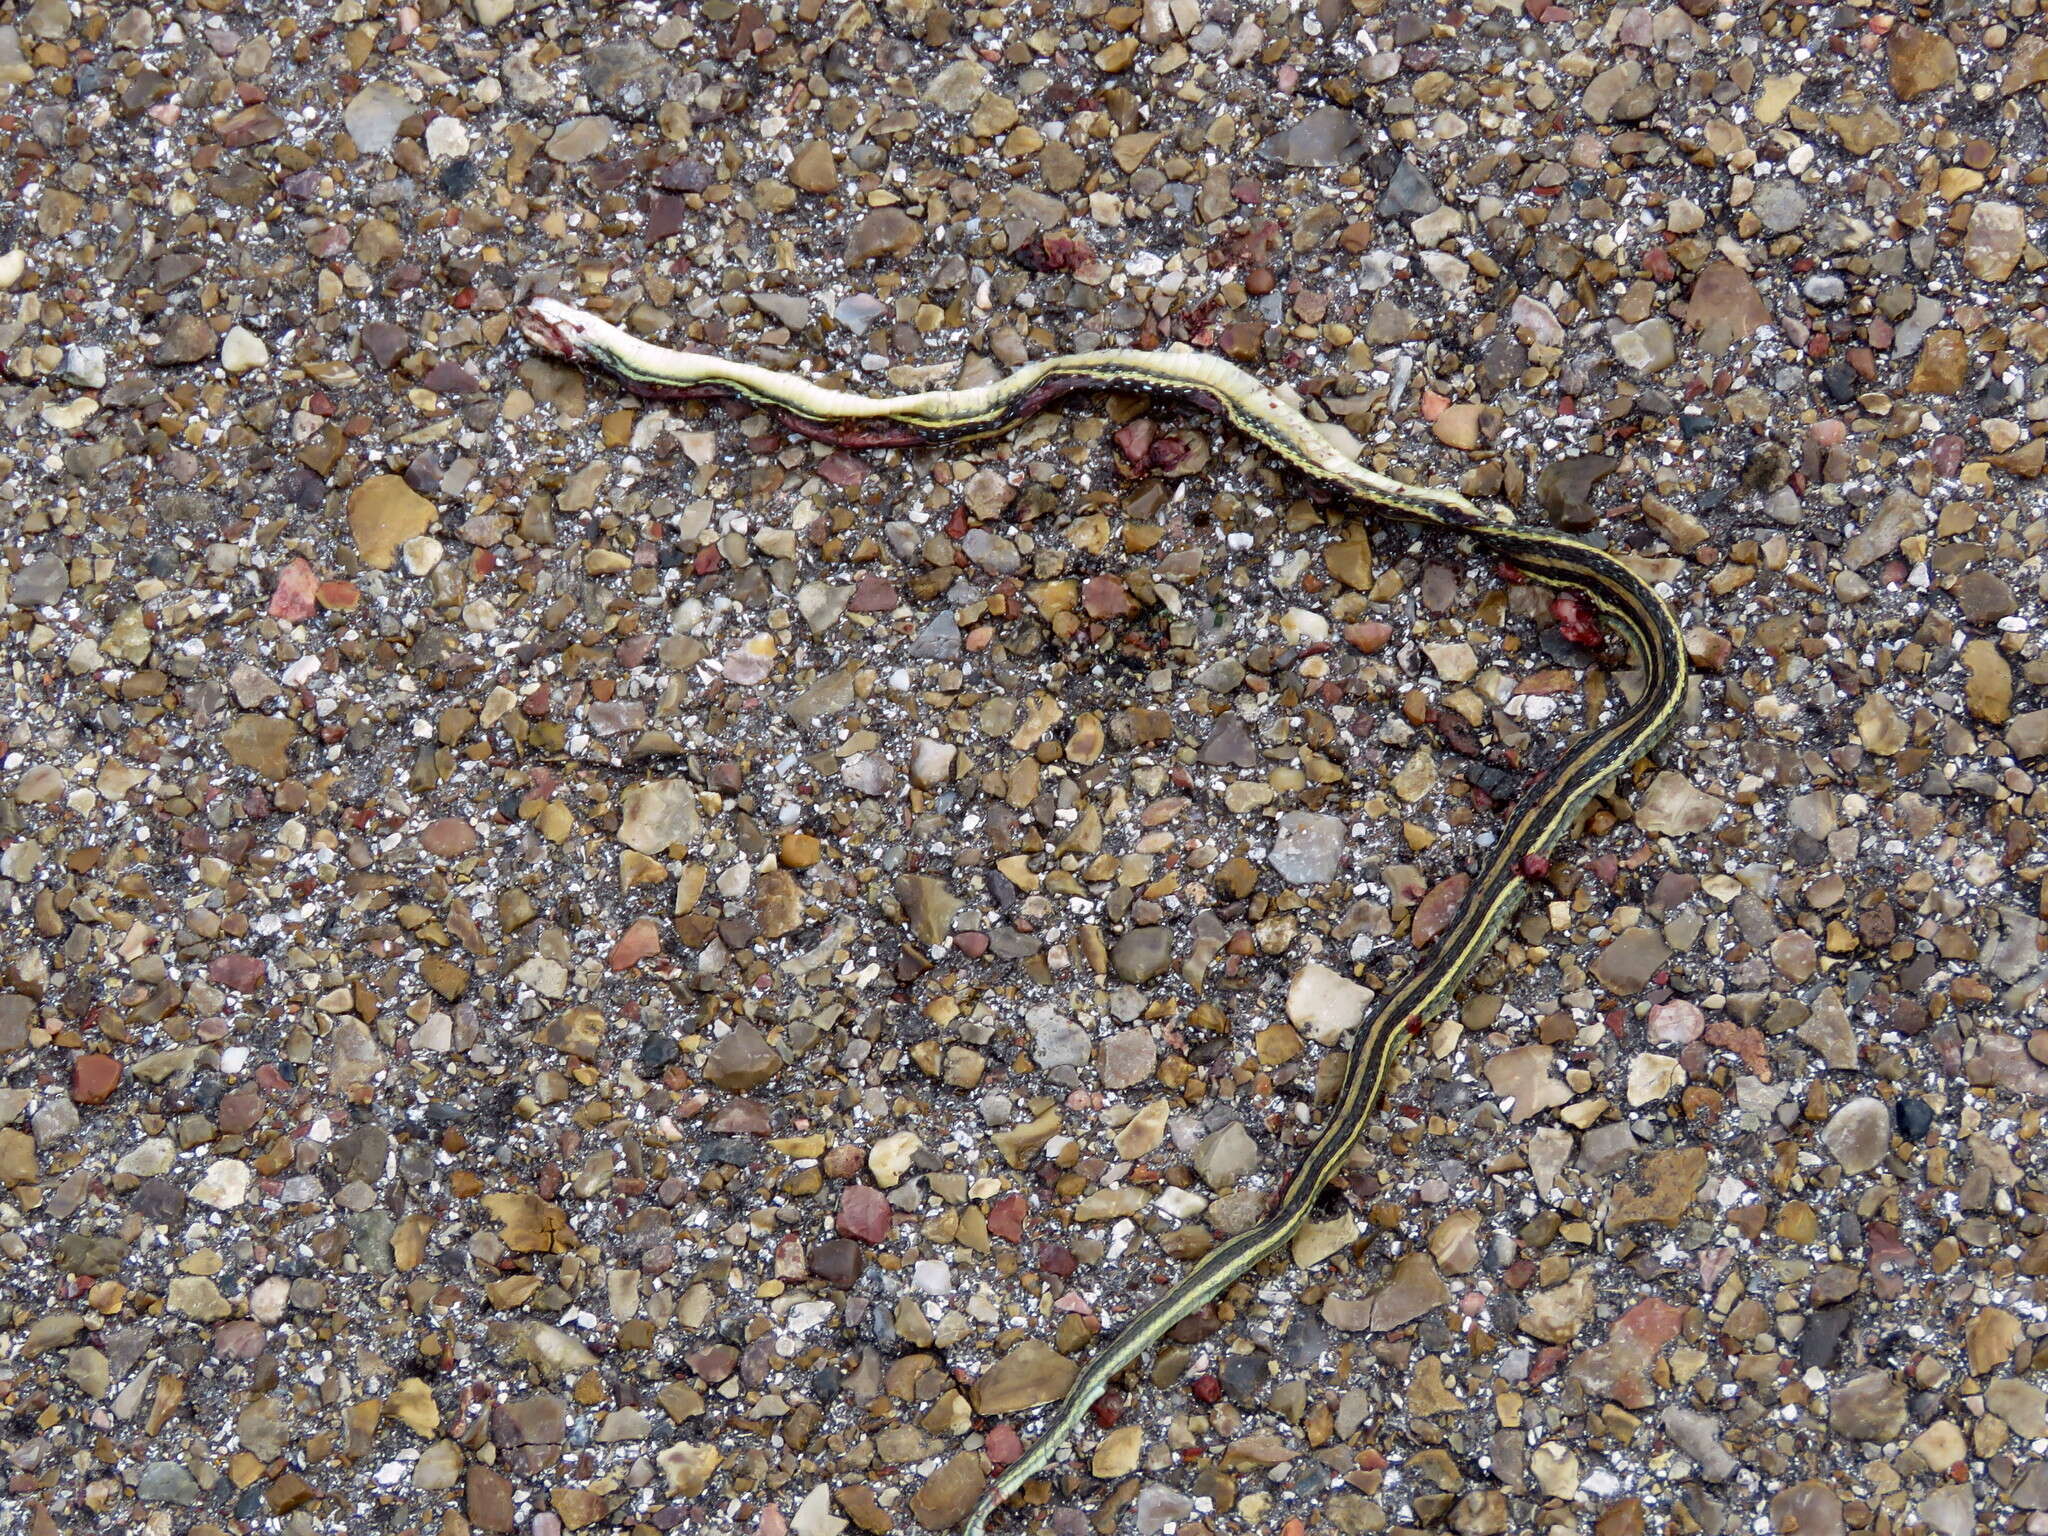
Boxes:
[136,1463,202,1505]
[1268,811,1346,885]
[1257,106,1366,167]
[1661,1406,1738,1481]
[342,80,412,155]
[11,553,68,607]
[1821,1095,1891,1175]
[1839,488,1924,570]
[1381,155,1441,219]
[1099,1026,1157,1091]
[1111,927,1173,984]
[1028,1006,1091,1071]
[908,611,961,660]
[1192,1121,1259,1190]
[1751,180,1809,234]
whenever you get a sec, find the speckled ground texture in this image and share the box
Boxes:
[5,0,2048,1533]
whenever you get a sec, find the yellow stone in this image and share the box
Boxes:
[386,1377,441,1437]
[1092,1424,1143,1478]
[1291,1212,1360,1269]
[1114,1099,1169,1158]
[347,475,434,570]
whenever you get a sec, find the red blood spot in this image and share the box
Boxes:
[1517,853,1550,880]
[1495,560,1528,585]
[1090,1392,1124,1428]
[1551,592,1604,648]
[1406,1015,1425,1038]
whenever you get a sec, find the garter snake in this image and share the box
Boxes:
[517,295,1689,1536]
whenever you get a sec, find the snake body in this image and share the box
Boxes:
[516,296,1688,1536]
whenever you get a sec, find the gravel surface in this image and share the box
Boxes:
[4,2,2048,1535]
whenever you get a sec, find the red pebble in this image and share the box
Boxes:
[835,1185,893,1245]
[71,1054,122,1105]
[987,1193,1028,1243]
[984,1424,1024,1467]
[1190,1375,1223,1404]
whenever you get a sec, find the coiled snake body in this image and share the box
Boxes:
[517,296,1688,1536]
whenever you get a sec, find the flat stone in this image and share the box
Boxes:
[1962,639,2012,723]
[1534,453,1617,532]
[1611,317,1676,372]
[922,59,987,112]
[844,208,921,266]
[897,874,961,945]
[348,476,435,570]
[2004,34,2048,95]
[1592,928,1669,995]
[1840,488,1923,569]
[1661,1406,1738,1481]
[222,714,297,781]
[908,1451,985,1530]
[1632,771,1725,835]
[1410,873,1469,949]
[1830,1369,1907,1441]
[10,553,68,607]
[1821,1095,1891,1175]
[190,1156,252,1209]
[973,1339,1076,1414]
[1887,24,1958,100]
[1827,104,1902,157]
[1111,926,1173,983]
[1963,202,2026,283]
[1381,154,1442,218]
[1520,1269,1596,1344]
[1910,329,1969,394]
[1030,1008,1091,1071]
[1608,1146,1708,1227]
[790,141,837,192]
[705,1022,780,1092]
[657,1442,721,1496]
[1268,811,1345,884]
[152,314,216,364]
[1286,962,1371,1047]
[546,115,615,163]
[1583,60,1657,123]
[70,1054,121,1105]
[1749,180,1808,235]
[836,1185,892,1244]
[343,80,413,154]
[1684,261,1770,352]
[1365,1251,1450,1332]
[221,325,269,374]
[580,40,674,117]
[1192,1121,1259,1190]
[1483,1044,1571,1124]
[137,1463,203,1505]
[1257,105,1366,167]
[618,779,699,855]
[2008,710,2048,760]
[1100,1026,1157,1090]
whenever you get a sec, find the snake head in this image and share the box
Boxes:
[517,296,597,362]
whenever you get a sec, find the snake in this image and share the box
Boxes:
[516,295,1689,1536]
